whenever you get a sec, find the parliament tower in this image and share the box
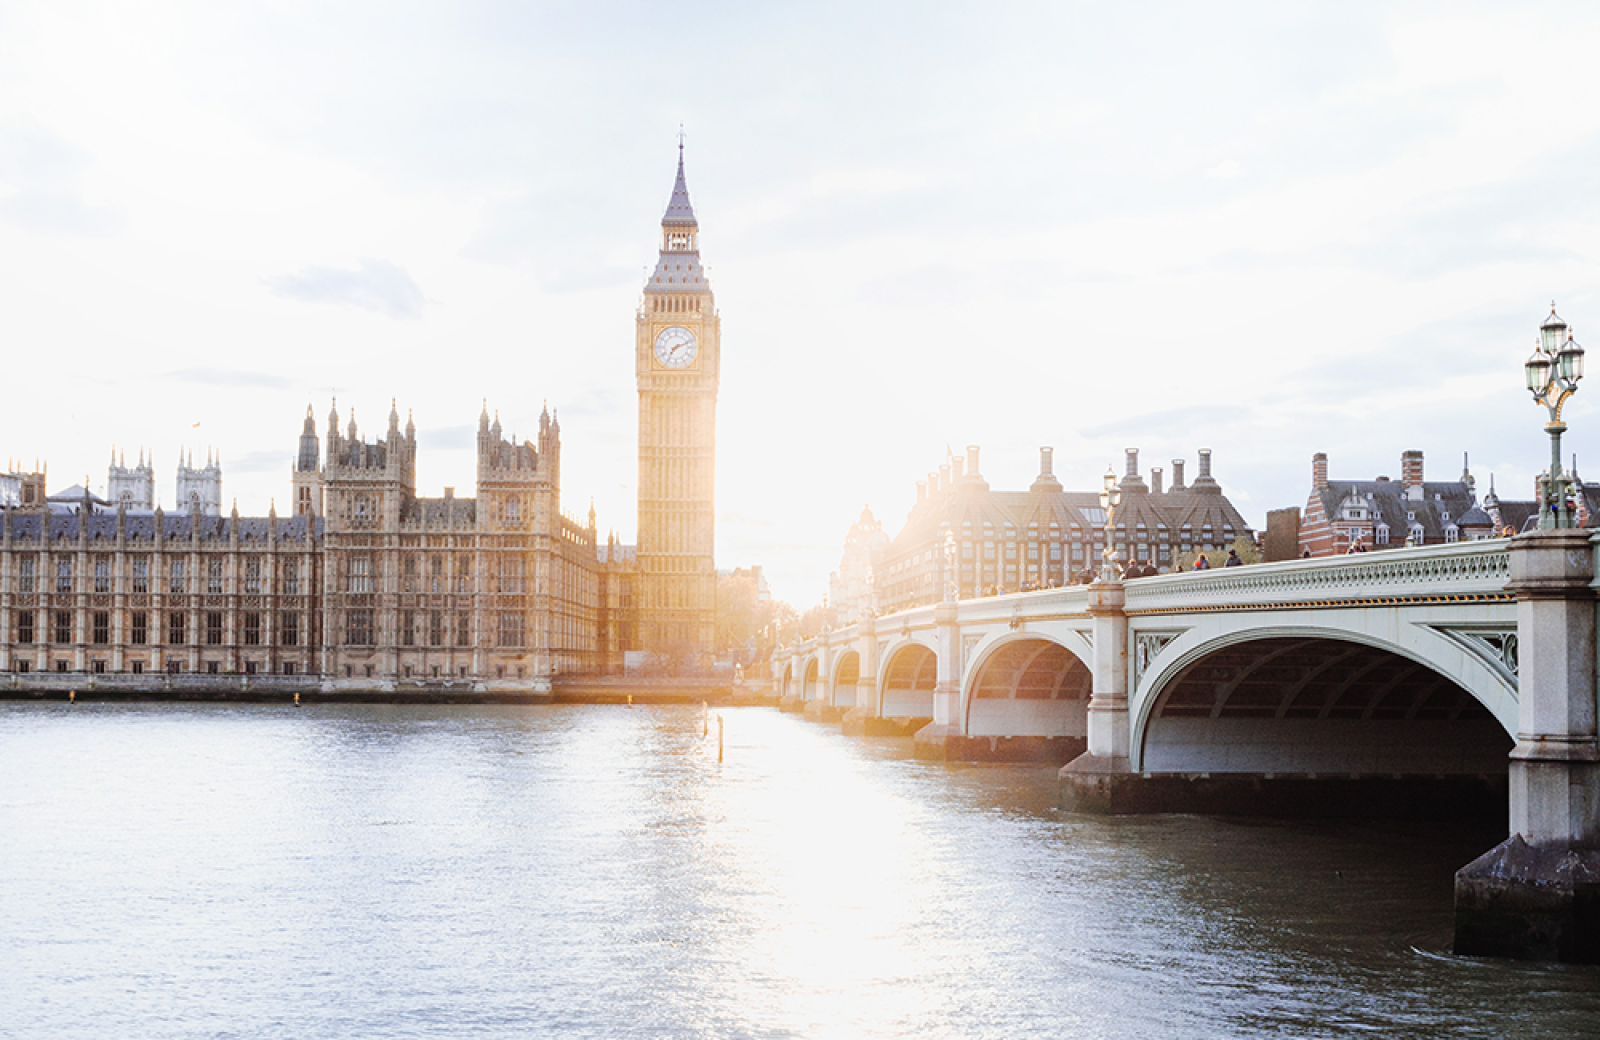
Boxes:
[636,145,719,662]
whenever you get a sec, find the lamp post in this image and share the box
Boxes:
[1525,303,1586,529]
[1099,467,1122,581]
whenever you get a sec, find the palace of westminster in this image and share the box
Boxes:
[0,150,721,689]
[0,149,1265,691]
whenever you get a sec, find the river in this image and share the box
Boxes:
[1,702,1597,1038]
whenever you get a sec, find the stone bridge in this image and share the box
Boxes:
[776,533,1600,963]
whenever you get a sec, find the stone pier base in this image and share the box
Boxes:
[802,699,846,723]
[776,696,806,714]
[840,709,929,738]
[1454,836,1600,963]
[1058,757,1506,819]
[910,723,1080,763]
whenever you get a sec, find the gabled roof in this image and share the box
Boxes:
[1316,479,1476,540]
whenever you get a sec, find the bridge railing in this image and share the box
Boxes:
[1123,538,1512,613]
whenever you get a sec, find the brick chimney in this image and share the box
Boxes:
[1151,467,1163,495]
[1030,447,1063,493]
[1401,450,1424,501]
[966,445,981,481]
[1313,452,1328,491]
[1125,448,1139,478]
[951,456,964,481]
[1171,459,1186,491]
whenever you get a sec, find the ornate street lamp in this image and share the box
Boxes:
[1099,467,1122,581]
[1525,303,1585,529]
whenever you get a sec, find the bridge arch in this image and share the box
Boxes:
[831,650,859,708]
[879,639,937,719]
[1131,626,1515,775]
[779,661,793,699]
[801,657,821,702]
[962,633,1091,740]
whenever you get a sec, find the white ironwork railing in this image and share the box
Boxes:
[1124,539,1511,613]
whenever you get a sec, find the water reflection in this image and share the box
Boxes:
[1,703,1596,1039]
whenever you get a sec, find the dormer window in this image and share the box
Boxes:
[1339,495,1368,522]
[1375,523,1390,544]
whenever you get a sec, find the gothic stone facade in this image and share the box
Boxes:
[0,399,605,691]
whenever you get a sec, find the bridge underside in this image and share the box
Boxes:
[882,645,935,720]
[946,639,1090,763]
[1067,636,1511,818]
[1144,636,1511,776]
[832,652,857,708]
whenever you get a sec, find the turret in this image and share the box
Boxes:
[297,405,320,473]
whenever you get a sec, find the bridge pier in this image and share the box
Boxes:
[803,641,840,720]
[841,615,882,735]
[1455,529,1600,963]
[1058,577,1136,808]
[913,602,964,757]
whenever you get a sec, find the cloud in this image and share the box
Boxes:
[227,449,287,475]
[265,258,426,319]
[1082,404,1263,441]
[166,367,295,390]
[0,122,120,236]
[420,424,474,451]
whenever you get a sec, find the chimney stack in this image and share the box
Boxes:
[1313,452,1328,491]
[966,445,981,480]
[1198,448,1213,482]
[1172,458,1186,490]
[952,456,965,481]
[916,480,927,504]
[1125,448,1139,478]
[1151,467,1163,495]
[1030,446,1063,493]
[1401,450,1424,501]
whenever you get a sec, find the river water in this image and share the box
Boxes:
[1,702,1597,1039]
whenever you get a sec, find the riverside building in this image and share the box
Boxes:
[0,399,604,690]
[874,446,1253,614]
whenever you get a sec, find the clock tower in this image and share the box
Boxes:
[636,144,719,664]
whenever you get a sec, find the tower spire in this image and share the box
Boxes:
[661,137,697,230]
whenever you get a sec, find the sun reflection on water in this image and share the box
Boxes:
[2,702,1597,1039]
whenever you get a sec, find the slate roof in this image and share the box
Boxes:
[662,148,697,227]
[1,510,322,542]
[1313,479,1477,541]
[647,252,710,294]
[883,477,1252,562]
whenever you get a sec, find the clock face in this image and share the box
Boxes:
[653,326,698,369]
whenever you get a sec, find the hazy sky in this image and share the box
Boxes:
[2,1,1598,604]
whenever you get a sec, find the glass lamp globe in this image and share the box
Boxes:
[1527,350,1553,394]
